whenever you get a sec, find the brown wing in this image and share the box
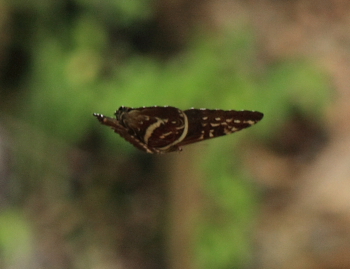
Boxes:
[118,106,186,149]
[178,109,263,146]
[94,106,264,154]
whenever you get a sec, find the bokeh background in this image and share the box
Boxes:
[1,0,350,268]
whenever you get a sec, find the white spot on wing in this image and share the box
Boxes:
[144,117,164,143]
[224,129,231,135]
[210,123,220,127]
[202,116,208,120]
[244,120,255,125]
[215,117,221,121]
[209,129,214,138]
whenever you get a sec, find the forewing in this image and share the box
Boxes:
[179,108,263,146]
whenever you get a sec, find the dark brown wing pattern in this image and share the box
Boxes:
[179,108,263,146]
[93,106,263,154]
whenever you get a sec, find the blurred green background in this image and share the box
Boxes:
[0,0,337,269]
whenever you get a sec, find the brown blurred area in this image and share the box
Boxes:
[246,1,350,268]
[149,0,350,267]
[152,0,350,268]
[1,0,350,269]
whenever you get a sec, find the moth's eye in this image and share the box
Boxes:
[116,106,130,121]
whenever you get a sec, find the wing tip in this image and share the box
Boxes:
[256,111,264,121]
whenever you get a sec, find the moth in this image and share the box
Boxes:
[93,106,263,154]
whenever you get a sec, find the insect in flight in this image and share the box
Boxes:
[93,106,263,154]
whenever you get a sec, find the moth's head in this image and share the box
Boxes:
[115,106,132,121]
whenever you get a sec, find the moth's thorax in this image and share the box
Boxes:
[115,107,140,129]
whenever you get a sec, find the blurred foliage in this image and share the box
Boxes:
[0,209,33,268]
[0,0,332,268]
